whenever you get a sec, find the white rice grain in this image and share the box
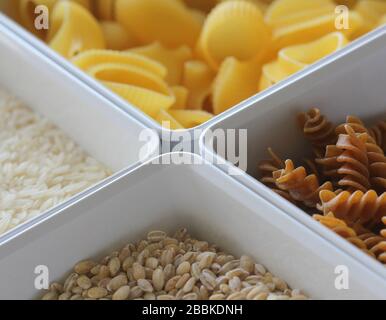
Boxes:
[0,89,111,235]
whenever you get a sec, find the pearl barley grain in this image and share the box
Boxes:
[41,229,308,300]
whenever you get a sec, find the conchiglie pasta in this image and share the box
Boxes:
[198,0,271,69]
[261,32,348,86]
[213,57,260,115]
[72,50,167,79]
[170,86,189,109]
[18,0,56,38]
[94,0,115,20]
[116,0,203,48]
[87,63,170,96]
[168,110,213,128]
[130,42,192,85]
[271,10,363,50]
[155,110,184,129]
[100,21,139,50]
[47,1,105,58]
[182,0,219,13]
[104,81,175,117]
[182,60,215,109]
[265,0,335,29]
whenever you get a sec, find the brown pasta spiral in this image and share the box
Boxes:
[381,216,386,238]
[298,108,336,153]
[369,120,386,152]
[316,145,341,181]
[335,125,370,192]
[318,189,386,226]
[258,148,295,203]
[273,159,333,208]
[366,141,386,192]
[357,232,386,264]
[313,213,369,253]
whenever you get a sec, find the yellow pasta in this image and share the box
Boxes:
[170,86,189,110]
[18,0,56,38]
[130,42,192,85]
[272,11,363,50]
[47,1,105,58]
[94,0,115,20]
[182,0,219,13]
[155,110,184,130]
[168,110,213,128]
[71,50,167,79]
[198,0,271,69]
[87,63,170,96]
[212,57,260,115]
[260,32,348,88]
[100,21,139,51]
[182,60,215,110]
[104,81,175,117]
[265,0,335,29]
[116,0,202,48]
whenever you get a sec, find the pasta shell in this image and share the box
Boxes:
[265,0,335,28]
[258,72,275,92]
[272,11,363,50]
[261,32,348,90]
[94,0,115,20]
[47,1,105,58]
[351,0,386,38]
[198,0,271,69]
[182,0,219,13]
[130,42,192,85]
[71,49,167,79]
[278,32,348,74]
[100,21,139,50]
[87,63,170,95]
[116,0,202,48]
[170,86,189,110]
[219,0,270,14]
[155,110,184,130]
[168,110,213,128]
[18,0,56,38]
[182,60,215,110]
[104,81,175,117]
[213,57,260,115]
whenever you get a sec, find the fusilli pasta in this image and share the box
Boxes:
[273,159,333,208]
[258,107,386,266]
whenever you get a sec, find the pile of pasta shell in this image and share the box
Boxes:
[259,108,386,265]
[4,0,386,128]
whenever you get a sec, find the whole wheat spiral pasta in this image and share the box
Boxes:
[298,108,336,154]
[335,125,371,192]
[273,159,333,208]
[258,107,386,266]
[258,148,295,203]
[318,190,386,226]
[358,232,386,264]
[369,120,386,152]
[313,213,369,253]
[315,145,341,181]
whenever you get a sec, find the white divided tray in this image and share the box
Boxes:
[200,26,386,281]
[0,24,159,240]
[0,154,384,299]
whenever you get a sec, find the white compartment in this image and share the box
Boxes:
[200,27,386,280]
[0,153,384,299]
[0,24,159,238]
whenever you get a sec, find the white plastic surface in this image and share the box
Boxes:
[0,153,384,300]
[0,24,159,238]
[200,27,386,281]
